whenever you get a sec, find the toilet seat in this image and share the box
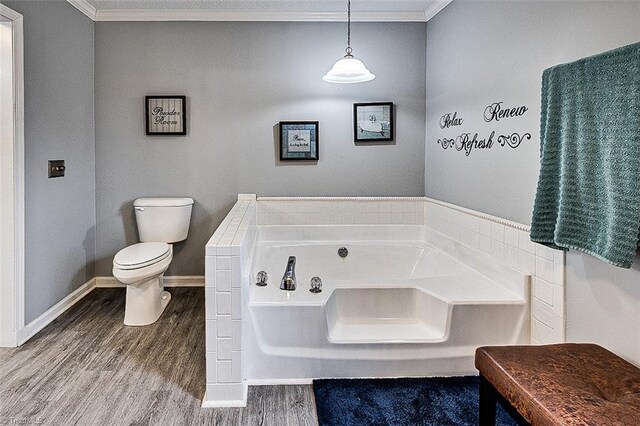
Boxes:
[114,242,170,270]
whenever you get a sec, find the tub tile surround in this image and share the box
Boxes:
[204,194,256,407]
[205,194,565,405]
[257,197,425,226]
[424,198,566,345]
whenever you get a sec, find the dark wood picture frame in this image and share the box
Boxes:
[279,121,319,161]
[145,95,187,136]
[353,102,394,142]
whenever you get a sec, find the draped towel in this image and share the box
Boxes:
[530,42,640,268]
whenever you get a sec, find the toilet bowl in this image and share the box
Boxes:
[113,242,173,326]
[112,196,194,326]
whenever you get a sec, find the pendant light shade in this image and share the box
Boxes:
[323,0,375,84]
[322,56,375,84]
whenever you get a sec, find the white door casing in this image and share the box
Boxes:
[0,4,24,348]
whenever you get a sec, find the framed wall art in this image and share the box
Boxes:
[279,121,319,161]
[353,102,394,142]
[145,95,187,136]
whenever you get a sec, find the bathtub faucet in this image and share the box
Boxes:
[280,256,297,291]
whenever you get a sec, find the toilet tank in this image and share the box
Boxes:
[133,197,194,243]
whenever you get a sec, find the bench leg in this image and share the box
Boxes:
[479,374,497,426]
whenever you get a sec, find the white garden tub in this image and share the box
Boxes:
[245,225,529,382]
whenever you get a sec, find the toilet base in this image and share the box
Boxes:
[124,275,172,326]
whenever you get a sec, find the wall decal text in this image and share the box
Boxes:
[483,101,528,123]
[439,112,464,129]
[437,131,531,156]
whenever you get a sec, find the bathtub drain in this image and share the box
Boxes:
[338,247,348,258]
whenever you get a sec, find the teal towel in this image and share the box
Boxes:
[530,42,640,268]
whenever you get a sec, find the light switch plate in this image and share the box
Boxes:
[48,160,65,178]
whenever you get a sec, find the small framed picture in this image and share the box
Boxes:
[279,121,319,161]
[145,95,187,136]
[353,102,394,142]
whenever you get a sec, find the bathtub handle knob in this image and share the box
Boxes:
[310,277,322,293]
[255,271,268,287]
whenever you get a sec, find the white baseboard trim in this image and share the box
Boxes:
[247,378,313,386]
[16,278,97,345]
[95,275,205,288]
[201,383,248,408]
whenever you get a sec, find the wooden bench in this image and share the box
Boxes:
[475,344,640,425]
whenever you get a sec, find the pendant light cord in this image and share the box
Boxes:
[345,0,353,57]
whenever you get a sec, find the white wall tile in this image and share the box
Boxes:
[355,212,367,224]
[478,219,492,237]
[504,245,519,267]
[217,315,232,337]
[518,231,536,254]
[206,323,218,356]
[460,230,480,249]
[403,212,418,225]
[217,338,232,360]
[391,212,404,224]
[379,201,392,212]
[490,239,505,261]
[206,353,217,383]
[217,292,231,315]
[205,257,217,288]
[532,299,556,328]
[231,257,242,288]
[479,235,491,254]
[206,289,217,319]
[490,223,505,242]
[366,213,380,224]
[504,227,519,247]
[553,284,565,318]
[532,277,554,307]
[553,251,565,285]
[231,352,242,382]
[460,214,480,232]
[216,256,231,271]
[305,212,318,225]
[216,270,231,292]
[535,243,555,261]
[217,361,232,382]
[341,212,355,224]
[231,288,242,320]
[232,320,242,351]
[535,256,554,283]
[518,250,536,275]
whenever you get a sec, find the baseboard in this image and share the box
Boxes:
[247,378,314,386]
[95,275,205,288]
[16,278,97,345]
[201,383,248,408]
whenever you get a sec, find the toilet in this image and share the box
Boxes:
[113,197,194,326]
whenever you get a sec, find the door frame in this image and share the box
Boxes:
[0,4,25,348]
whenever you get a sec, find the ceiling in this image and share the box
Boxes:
[67,0,453,21]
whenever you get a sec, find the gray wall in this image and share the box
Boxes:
[95,21,426,276]
[426,0,640,364]
[4,0,95,323]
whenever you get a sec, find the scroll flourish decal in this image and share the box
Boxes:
[497,132,532,149]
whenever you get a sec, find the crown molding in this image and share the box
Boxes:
[424,0,453,21]
[66,0,452,22]
[66,0,97,20]
[92,9,427,22]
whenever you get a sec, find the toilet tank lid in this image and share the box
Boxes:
[134,197,194,207]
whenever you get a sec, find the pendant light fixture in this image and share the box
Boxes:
[322,0,375,84]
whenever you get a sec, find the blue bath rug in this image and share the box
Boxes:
[313,376,517,426]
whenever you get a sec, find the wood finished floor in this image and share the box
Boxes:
[0,288,319,426]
